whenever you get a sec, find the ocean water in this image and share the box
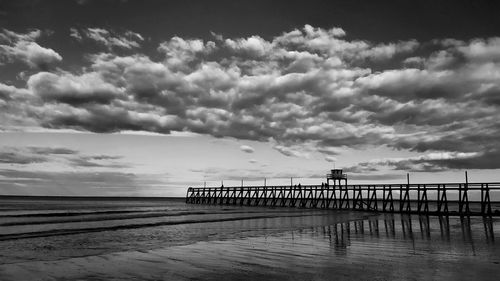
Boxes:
[0,197,499,280]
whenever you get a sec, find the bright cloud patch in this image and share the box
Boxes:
[71,27,144,50]
[240,145,255,153]
[2,25,500,172]
[0,29,62,69]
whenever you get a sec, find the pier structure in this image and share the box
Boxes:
[186,170,500,216]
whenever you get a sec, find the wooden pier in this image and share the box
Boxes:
[186,170,500,216]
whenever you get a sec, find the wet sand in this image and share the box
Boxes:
[1,213,499,281]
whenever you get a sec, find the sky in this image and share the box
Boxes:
[1,0,500,197]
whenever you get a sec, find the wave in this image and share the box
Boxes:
[0,213,314,241]
[0,209,158,218]
[0,208,310,227]
[0,210,217,226]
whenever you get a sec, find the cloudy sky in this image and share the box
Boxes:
[1,0,500,197]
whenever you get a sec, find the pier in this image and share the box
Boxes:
[186,170,500,216]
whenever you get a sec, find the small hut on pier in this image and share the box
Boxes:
[326,169,347,186]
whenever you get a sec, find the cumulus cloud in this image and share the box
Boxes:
[240,145,255,153]
[2,25,500,171]
[158,37,216,70]
[359,40,418,61]
[0,29,62,69]
[224,35,272,58]
[0,82,30,101]
[28,71,124,105]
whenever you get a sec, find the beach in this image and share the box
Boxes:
[0,197,499,280]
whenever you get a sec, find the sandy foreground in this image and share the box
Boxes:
[1,216,499,281]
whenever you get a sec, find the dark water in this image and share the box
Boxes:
[0,197,499,280]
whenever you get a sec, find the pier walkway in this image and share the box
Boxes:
[186,181,500,216]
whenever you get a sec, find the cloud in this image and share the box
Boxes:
[224,35,272,58]
[359,40,418,61]
[324,155,337,163]
[240,145,255,153]
[69,28,82,41]
[74,27,144,50]
[28,147,78,155]
[0,169,148,196]
[68,156,128,168]
[0,82,30,101]
[0,146,127,169]
[1,25,500,171]
[348,174,406,181]
[344,151,491,173]
[318,147,342,155]
[158,36,216,70]
[28,71,124,105]
[0,29,62,69]
[0,149,47,164]
[273,145,310,158]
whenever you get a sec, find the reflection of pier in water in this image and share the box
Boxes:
[315,215,495,255]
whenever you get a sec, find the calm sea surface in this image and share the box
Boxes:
[0,197,499,280]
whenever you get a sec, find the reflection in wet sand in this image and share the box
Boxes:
[322,215,496,255]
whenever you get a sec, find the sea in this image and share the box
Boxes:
[0,196,499,280]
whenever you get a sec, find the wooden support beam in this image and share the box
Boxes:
[262,185,268,206]
[422,185,429,214]
[280,187,287,207]
[370,185,378,211]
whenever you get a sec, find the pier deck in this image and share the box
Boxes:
[186,182,500,216]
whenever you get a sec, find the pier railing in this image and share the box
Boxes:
[185,182,500,216]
